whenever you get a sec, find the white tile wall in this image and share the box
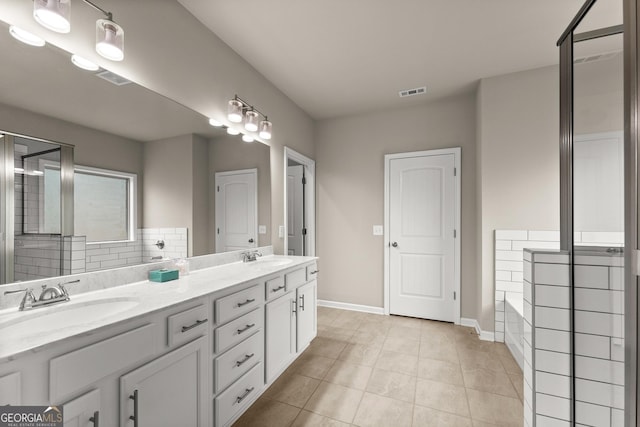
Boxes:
[141,227,188,262]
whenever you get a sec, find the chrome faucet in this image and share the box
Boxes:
[241,250,262,262]
[4,279,80,311]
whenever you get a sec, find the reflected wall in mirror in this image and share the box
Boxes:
[0,21,271,285]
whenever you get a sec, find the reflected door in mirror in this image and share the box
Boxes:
[215,169,258,252]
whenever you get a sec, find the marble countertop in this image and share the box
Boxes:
[0,255,317,362]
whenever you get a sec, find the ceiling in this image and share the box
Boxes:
[179,0,623,120]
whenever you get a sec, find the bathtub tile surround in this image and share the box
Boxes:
[524,249,624,427]
[494,229,622,343]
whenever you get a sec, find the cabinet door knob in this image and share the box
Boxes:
[391,242,398,248]
[248,238,254,243]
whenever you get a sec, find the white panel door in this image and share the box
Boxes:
[215,169,257,252]
[389,154,456,322]
[287,165,304,255]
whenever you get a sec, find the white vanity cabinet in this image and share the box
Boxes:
[120,336,208,427]
[296,280,317,352]
[62,389,100,427]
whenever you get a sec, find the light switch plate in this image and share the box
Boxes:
[258,225,267,234]
[373,225,383,236]
[279,225,284,238]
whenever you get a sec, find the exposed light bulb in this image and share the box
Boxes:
[33,0,70,33]
[71,54,99,71]
[9,26,45,47]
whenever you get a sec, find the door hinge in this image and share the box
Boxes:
[454,291,457,300]
[302,228,307,235]
[454,168,457,176]
[217,185,220,192]
[302,176,307,185]
[454,229,457,238]
[217,228,220,235]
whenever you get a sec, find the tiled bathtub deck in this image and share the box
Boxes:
[234,307,524,427]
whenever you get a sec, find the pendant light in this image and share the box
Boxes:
[228,99,243,123]
[244,110,259,132]
[96,18,124,61]
[33,0,71,33]
[259,119,272,140]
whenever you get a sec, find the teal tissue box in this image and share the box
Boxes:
[149,268,179,283]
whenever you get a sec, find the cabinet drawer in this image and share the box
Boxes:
[215,307,264,354]
[285,268,306,290]
[167,304,208,347]
[215,285,263,324]
[306,262,319,281]
[215,362,263,427]
[214,331,263,393]
[265,275,286,301]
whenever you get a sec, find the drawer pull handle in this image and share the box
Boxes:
[236,353,255,367]
[89,411,99,427]
[237,298,256,307]
[237,323,256,334]
[300,294,305,311]
[271,285,285,293]
[310,270,319,275]
[129,390,138,427]
[181,318,208,332]
[236,387,255,404]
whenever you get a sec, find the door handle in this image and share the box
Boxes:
[391,242,398,248]
[129,390,138,427]
[89,411,99,427]
[248,238,254,243]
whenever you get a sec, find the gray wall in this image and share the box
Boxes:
[315,94,477,317]
[0,102,144,225]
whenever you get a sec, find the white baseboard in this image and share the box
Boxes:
[460,317,495,342]
[317,299,385,315]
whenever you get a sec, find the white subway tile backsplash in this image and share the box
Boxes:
[575,356,624,386]
[574,265,609,289]
[611,409,624,427]
[513,240,560,251]
[524,260,532,283]
[496,270,512,281]
[575,333,610,360]
[496,281,523,293]
[496,250,523,261]
[535,328,570,353]
[529,231,560,242]
[536,372,570,398]
[535,415,570,427]
[536,393,571,421]
[575,401,611,427]
[534,307,570,331]
[610,338,624,362]
[495,230,528,240]
[575,379,624,409]
[496,260,524,272]
[535,350,570,376]
[535,285,570,309]
[532,253,570,264]
[524,281,532,304]
[524,300,532,323]
[495,311,504,322]
[534,264,570,286]
[609,267,624,291]
[512,272,524,283]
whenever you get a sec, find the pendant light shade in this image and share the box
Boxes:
[242,134,255,143]
[209,118,223,127]
[9,26,46,47]
[228,99,243,123]
[259,120,272,140]
[96,19,124,61]
[226,127,240,136]
[244,110,259,132]
[71,54,99,71]
[33,0,70,33]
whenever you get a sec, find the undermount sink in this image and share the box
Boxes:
[248,258,293,268]
[0,297,140,340]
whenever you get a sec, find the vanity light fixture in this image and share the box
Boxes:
[227,95,273,139]
[9,26,46,47]
[31,0,125,61]
[71,54,99,71]
[226,127,240,136]
[242,134,254,143]
[33,0,71,33]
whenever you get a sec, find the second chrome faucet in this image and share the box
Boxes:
[3,279,80,311]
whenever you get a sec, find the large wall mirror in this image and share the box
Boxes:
[0,21,271,285]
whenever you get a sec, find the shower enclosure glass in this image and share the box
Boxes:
[558,0,630,424]
[0,133,74,284]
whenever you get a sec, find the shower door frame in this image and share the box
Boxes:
[558,0,638,425]
[0,131,74,285]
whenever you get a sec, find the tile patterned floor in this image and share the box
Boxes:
[234,307,524,427]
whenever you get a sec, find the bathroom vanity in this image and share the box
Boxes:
[0,254,318,427]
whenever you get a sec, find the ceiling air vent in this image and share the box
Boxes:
[95,70,132,86]
[399,86,426,98]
